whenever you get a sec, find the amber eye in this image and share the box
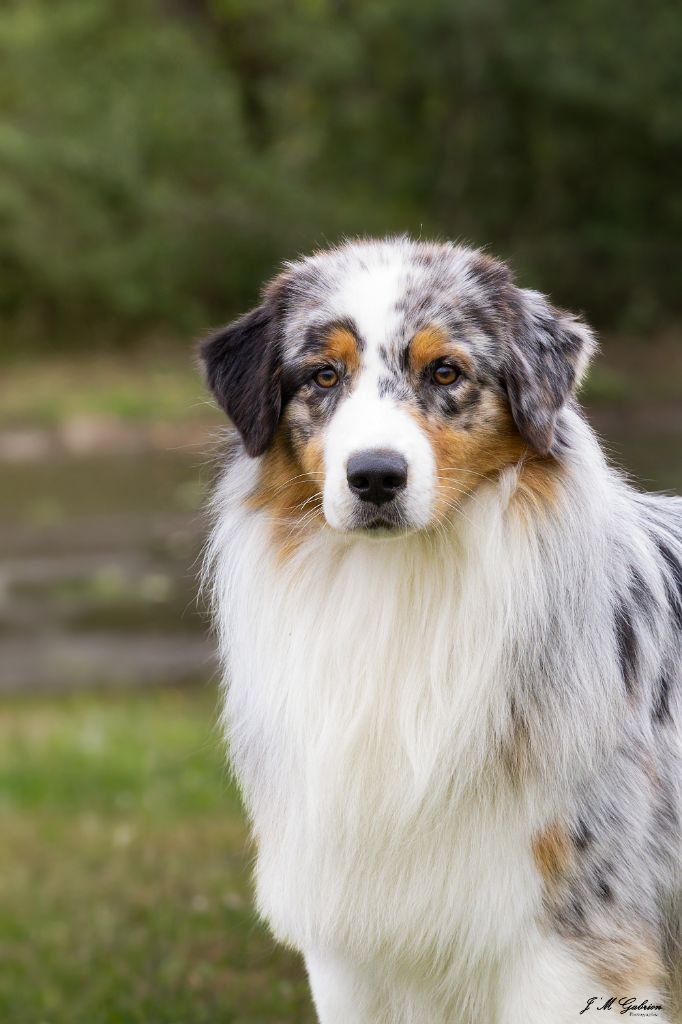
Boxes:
[313,366,339,389]
[432,363,459,386]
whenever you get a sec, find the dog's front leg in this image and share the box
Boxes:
[305,948,381,1024]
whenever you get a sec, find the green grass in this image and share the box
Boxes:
[0,688,316,1024]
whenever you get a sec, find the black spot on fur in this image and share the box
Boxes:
[652,668,673,725]
[595,873,613,902]
[573,818,594,850]
[614,601,638,697]
[630,566,655,619]
[657,539,682,629]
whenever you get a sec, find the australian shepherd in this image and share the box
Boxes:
[200,238,682,1023]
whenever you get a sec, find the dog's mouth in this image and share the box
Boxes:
[365,519,394,530]
[346,502,409,535]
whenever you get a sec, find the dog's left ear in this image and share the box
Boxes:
[199,277,289,457]
[504,289,596,455]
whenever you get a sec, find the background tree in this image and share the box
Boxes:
[0,0,680,351]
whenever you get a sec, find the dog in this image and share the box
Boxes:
[200,237,682,1023]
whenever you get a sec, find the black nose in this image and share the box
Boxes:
[347,449,408,506]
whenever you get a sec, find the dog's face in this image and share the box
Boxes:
[201,239,594,539]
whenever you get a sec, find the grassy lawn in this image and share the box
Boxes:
[0,687,316,1024]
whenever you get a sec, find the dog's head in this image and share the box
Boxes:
[200,239,595,538]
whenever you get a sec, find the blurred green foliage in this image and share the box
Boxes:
[0,0,680,351]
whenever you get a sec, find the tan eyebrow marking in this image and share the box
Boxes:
[409,325,474,375]
[321,324,361,373]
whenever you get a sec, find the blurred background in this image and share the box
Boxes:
[0,1,680,1021]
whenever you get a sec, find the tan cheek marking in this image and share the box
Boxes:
[532,824,572,884]
[249,432,324,562]
[407,398,525,518]
[406,408,488,519]
[300,435,324,478]
[408,394,562,521]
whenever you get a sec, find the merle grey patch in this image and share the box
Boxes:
[539,750,673,985]
[377,376,412,401]
[284,400,318,448]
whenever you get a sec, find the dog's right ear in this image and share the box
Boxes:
[199,284,287,458]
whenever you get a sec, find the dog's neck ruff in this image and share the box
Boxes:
[205,409,640,958]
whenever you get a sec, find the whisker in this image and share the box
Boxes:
[265,472,326,500]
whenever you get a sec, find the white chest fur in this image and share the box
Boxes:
[208,475,550,991]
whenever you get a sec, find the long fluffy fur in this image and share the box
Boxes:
[201,238,682,1023]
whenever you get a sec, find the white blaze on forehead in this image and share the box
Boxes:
[327,251,413,372]
[320,252,436,532]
